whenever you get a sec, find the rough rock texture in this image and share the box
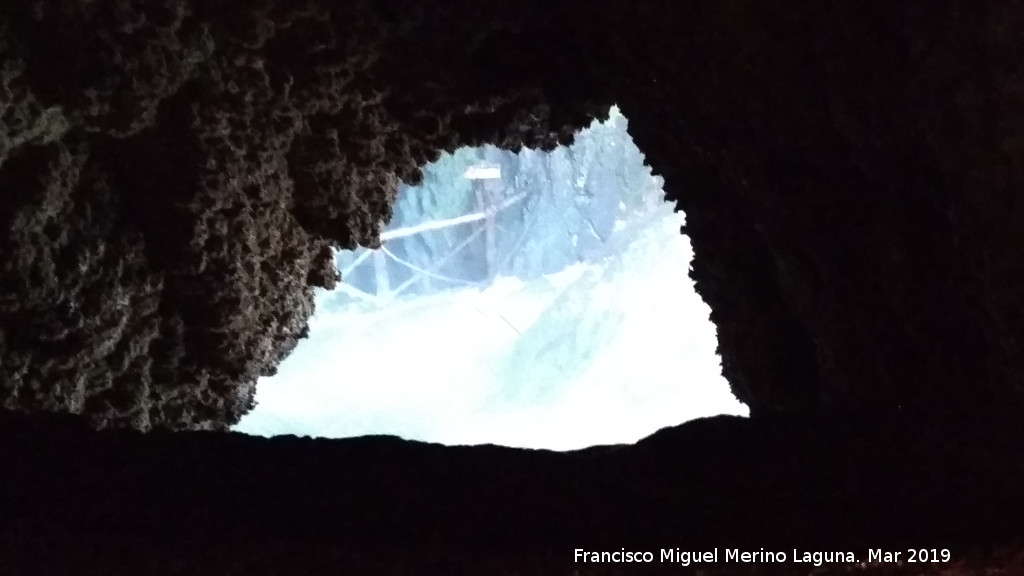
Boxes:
[3,0,1024,573]
[6,0,1024,429]
[0,0,606,430]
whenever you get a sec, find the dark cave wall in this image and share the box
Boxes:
[611,0,1024,415]
[0,0,611,430]
[4,0,1024,426]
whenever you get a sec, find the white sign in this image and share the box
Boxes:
[464,164,502,180]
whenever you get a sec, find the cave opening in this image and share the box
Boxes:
[233,106,748,450]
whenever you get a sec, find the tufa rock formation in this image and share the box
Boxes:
[0,0,605,429]
[3,0,1024,574]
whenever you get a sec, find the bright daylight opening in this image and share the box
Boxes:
[233,106,749,450]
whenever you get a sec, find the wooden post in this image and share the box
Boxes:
[486,195,496,281]
[478,180,497,281]
[464,162,504,283]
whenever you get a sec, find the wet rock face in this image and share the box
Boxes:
[2,0,1024,425]
[0,0,608,430]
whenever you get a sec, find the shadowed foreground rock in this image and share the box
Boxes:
[4,0,1024,573]
[3,409,1024,575]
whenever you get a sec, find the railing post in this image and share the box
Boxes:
[476,180,497,282]
[466,163,503,283]
[485,181,497,281]
[350,166,514,301]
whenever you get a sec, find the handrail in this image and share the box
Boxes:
[333,281,382,303]
[342,189,529,301]
[340,248,374,277]
[380,245,485,287]
[379,191,527,241]
[389,225,487,298]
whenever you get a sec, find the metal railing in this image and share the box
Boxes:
[338,187,530,304]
